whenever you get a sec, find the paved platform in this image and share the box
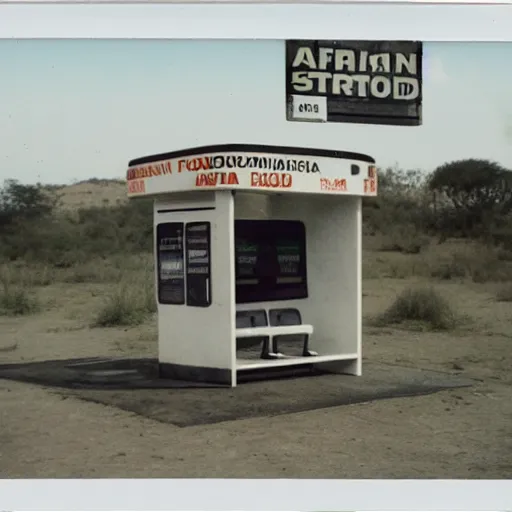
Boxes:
[0,357,474,427]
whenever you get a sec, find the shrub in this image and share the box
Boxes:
[0,285,40,316]
[371,286,457,330]
[0,271,40,316]
[92,277,156,327]
[0,179,56,230]
[363,166,435,236]
[428,159,512,239]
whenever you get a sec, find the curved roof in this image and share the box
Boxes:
[129,143,375,167]
[126,143,377,198]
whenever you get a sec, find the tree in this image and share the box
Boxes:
[428,159,512,237]
[0,180,56,230]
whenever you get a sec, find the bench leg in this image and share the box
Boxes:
[272,334,317,357]
[261,336,285,360]
[302,334,318,357]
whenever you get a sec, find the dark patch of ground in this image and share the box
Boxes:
[0,357,474,427]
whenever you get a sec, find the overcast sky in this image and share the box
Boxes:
[1,40,511,185]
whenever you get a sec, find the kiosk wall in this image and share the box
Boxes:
[155,191,236,385]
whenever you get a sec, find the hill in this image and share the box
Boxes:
[45,178,127,211]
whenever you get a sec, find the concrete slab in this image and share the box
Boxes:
[0,357,474,427]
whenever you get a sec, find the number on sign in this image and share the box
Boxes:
[298,103,319,114]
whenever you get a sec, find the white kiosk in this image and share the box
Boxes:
[126,144,377,387]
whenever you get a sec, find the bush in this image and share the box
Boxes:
[428,159,512,239]
[0,285,40,316]
[0,270,40,316]
[371,286,457,330]
[0,179,56,230]
[92,276,156,327]
[363,167,435,236]
[0,197,153,266]
[92,285,146,327]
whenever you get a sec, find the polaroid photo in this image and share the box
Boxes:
[0,1,512,510]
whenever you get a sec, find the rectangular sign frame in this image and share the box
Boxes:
[286,39,423,126]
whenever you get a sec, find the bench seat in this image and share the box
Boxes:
[235,308,316,359]
[236,324,313,339]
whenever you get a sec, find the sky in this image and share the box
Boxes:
[1,39,511,185]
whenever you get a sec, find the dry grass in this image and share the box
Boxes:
[365,237,512,285]
[92,267,156,327]
[0,266,41,316]
[371,286,458,331]
[429,246,512,283]
[52,179,127,211]
[1,262,55,287]
[59,253,153,284]
[378,227,430,255]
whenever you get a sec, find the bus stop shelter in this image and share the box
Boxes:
[127,143,377,387]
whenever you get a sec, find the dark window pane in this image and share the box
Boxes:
[235,220,308,303]
[156,222,185,305]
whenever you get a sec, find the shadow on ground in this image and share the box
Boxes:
[0,357,474,427]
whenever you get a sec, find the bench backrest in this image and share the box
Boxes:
[236,309,268,328]
[268,308,302,326]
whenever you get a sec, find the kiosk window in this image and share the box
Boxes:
[235,220,307,304]
[156,222,185,305]
[186,222,212,307]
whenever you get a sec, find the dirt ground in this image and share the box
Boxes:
[2,259,512,478]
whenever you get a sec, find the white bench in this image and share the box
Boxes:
[236,308,317,359]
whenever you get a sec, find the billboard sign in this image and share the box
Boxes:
[286,40,423,126]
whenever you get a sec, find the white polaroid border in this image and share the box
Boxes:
[0,2,512,39]
[1,1,512,511]
[1,479,512,509]
[1,0,512,4]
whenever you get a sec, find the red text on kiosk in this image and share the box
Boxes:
[128,179,146,194]
[195,172,240,187]
[250,172,293,189]
[320,177,347,192]
[364,178,377,194]
[127,162,172,181]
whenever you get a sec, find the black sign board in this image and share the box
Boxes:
[286,40,423,126]
[185,222,212,307]
[156,222,185,305]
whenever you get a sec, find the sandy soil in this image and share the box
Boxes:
[2,273,512,478]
